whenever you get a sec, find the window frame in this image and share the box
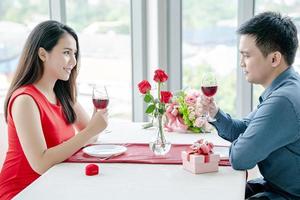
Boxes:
[50,0,256,121]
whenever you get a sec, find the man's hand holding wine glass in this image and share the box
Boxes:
[200,73,219,122]
[200,96,219,121]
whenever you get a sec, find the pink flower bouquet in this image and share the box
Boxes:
[165,89,209,133]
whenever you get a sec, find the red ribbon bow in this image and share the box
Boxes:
[187,139,214,163]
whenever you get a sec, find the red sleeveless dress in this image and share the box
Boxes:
[0,85,75,199]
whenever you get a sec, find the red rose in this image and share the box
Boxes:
[160,91,173,103]
[138,80,151,94]
[153,69,168,83]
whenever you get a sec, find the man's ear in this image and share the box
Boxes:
[270,51,282,68]
[38,47,47,62]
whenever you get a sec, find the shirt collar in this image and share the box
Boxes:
[259,67,295,103]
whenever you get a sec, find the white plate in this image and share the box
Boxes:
[83,145,127,158]
[213,146,229,159]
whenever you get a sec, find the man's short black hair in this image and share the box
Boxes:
[237,11,298,66]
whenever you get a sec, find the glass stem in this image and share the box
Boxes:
[205,111,209,119]
[158,115,165,146]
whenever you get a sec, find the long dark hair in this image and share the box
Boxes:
[4,20,80,124]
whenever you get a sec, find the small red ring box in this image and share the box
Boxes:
[85,164,99,176]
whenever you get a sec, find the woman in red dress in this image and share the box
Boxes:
[0,20,108,199]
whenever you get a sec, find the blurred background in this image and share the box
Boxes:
[0,0,300,122]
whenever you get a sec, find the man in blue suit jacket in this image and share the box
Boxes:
[202,12,300,200]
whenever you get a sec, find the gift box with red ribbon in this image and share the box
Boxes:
[182,139,220,174]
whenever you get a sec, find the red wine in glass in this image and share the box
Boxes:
[93,98,109,109]
[92,85,109,109]
[201,73,218,123]
[92,85,111,133]
[201,86,218,97]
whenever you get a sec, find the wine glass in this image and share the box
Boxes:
[201,73,218,122]
[92,85,111,133]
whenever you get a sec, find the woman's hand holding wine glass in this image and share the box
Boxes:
[92,85,111,133]
[86,109,108,137]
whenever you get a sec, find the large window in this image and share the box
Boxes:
[2,1,286,120]
[182,0,238,116]
[66,0,132,120]
[253,0,300,108]
[0,0,49,111]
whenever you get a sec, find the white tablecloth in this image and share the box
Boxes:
[14,120,246,200]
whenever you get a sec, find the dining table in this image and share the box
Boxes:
[13,120,246,200]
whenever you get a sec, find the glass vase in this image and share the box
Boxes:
[149,114,171,155]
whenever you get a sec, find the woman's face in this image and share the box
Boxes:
[43,33,77,81]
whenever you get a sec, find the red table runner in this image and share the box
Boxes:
[65,143,230,166]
